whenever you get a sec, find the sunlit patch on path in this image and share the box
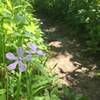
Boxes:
[40,17,100,100]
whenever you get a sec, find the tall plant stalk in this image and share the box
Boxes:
[16,72,22,100]
[27,65,32,100]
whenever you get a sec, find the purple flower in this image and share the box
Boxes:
[6,47,32,72]
[27,43,45,56]
[36,50,45,56]
[28,43,37,53]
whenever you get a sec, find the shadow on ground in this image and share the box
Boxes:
[37,15,100,100]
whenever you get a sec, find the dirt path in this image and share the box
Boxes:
[40,17,100,100]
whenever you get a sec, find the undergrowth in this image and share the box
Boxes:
[0,0,88,100]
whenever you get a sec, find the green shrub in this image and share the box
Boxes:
[0,0,55,99]
[32,0,69,20]
[32,0,100,54]
[67,0,100,53]
[0,0,47,63]
[0,0,88,99]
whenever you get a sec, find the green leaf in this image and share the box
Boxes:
[0,89,6,100]
[6,0,12,10]
[0,89,6,95]
[77,96,88,100]
[0,94,6,100]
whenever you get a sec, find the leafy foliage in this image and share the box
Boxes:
[0,0,89,99]
[0,0,57,99]
[0,0,47,63]
[32,0,100,54]
[62,85,88,100]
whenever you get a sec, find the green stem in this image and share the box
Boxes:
[27,64,32,100]
[2,32,8,100]
[27,70,31,100]
[16,72,21,100]
[6,69,8,100]
[2,33,8,100]
[1,16,8,100]
[2,35,8,100]
[2,34,5,64]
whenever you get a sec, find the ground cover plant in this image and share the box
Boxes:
[31,0,100,99]
[0,0,89,100]
[0,0,61,99]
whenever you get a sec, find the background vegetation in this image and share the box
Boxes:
[0,0,60,99]
[0,0,99,99]
[32,0,100,54]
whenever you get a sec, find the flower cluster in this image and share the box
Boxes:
[27,43,45,56]
[6,43,45,72]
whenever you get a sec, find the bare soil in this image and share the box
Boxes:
[40,17,100,100]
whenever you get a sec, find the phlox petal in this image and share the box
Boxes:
[17,47,24,57]
[36,50,45,56]
[7,62,18,70]
[19,63,26,72]
[6,52,16,61]
[23,55,32,62]
[26,50,33,55]
[28,43,37,52]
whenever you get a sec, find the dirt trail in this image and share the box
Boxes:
[40,17,100,100]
